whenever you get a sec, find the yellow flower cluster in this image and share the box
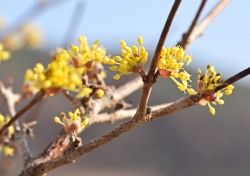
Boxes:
[68,35,115,67]
[24,35,110,98]
[2,22,43,51]
[0,113,15,156]
[54,108,89,134]
[109,36,148,80]
[197,64,234,115]
[0,43,10,62]
[157,46,195,94]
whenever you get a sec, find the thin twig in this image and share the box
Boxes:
[62,1,86,47]
[177,0,207,49]
[90,102,172,125]
[0,83,32,163]
[0,0,68,38]
[0,91,45,136]
[62,90,85,114]
[112,76,143,103]
[93,76,143,113]
[214,67,250,92]
[181,0,230,49]
[147,0,182,78]
[136,0,182,116]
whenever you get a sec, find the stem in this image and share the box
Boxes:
[147,0,182,78]
[136,0,182,116]
[62,1,85,47]
[62,90,85,114]
[113,76,143,103]
[214,67,250,92]
[0,91,45,136]
[180,0,230,49]
[177,0,207,49]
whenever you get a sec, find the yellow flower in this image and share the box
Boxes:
[0,114,15,138]
[68,35,113,67]
[109,36,148,80]
[197,65,234,115]
[0,145,14,156]
[157,46,193,93]
[23,35,110,98]
[94,89,105,98]
[21,22,43,48]
[54,108,89,134]
[0,43,10,62]
[4,146,14,156]
[0,113,15,156]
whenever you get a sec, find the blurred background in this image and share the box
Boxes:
[0,0,250,175]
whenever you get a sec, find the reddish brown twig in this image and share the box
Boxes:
[0,91,45,136]
[0,83,33,164]
[62,90,85,114]
[62,1,86,47]
[136,0,182,116]
[177,0,207,49]
[179,0,230,50]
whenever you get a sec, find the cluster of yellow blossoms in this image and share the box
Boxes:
[24,35,113,98]
[197,64,234,115]
[157,45,195,94]
[109,37,194,94]
[0,113,15,156]
[54,108,89,134]
[2,22,43,51]
[109,36,148,80]
[108,37,234,115]
[0,43,10,62]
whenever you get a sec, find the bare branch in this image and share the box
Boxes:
[0,91,45,136]
[62,90,85,114]
[148,0,182,78]
[180,0,230,49]
[62,1,86,47]
[136,0,182,116]
[177,0,207,49]
[90,102,173,124]
[93,76,143,113]
[112,76,143,103]
[214,67,250,92]
[89,109,135,124]
[0,82,21,116]
[1,0,68,37]
[0,83,32,163]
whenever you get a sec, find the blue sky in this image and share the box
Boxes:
[0,0,249,86]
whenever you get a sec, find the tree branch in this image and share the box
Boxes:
[136,0,182,117]
[177,0,207,49]
[0,91,45,136]
[62,1,86,47]
[0,83,32,165]
[20,66,249,175]
[93,76,143,114]
[179,0,230,50]
[89,102,172,125]
[113,76,143,103]
[62,90,85,114]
